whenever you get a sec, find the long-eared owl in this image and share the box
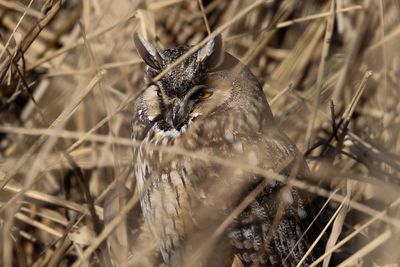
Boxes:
[131,32,326,267]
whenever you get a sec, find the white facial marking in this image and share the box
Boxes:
[180,125,187,133]
[159,129,181,138]
[192,112,202,117]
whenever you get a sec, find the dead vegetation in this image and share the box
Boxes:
[0,0,400,266]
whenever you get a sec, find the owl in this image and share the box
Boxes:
[131,33,327,267]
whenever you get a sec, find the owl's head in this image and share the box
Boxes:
[133,33,270,136]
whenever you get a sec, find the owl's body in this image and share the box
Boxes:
[132,34,326,266]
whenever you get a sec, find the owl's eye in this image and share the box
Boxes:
[156,89,162,97]
[191,88,213,101]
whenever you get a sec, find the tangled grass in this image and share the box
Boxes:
[0,0,400,266]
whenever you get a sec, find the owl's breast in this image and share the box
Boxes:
[133,128,200,265]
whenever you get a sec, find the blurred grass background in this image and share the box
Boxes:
[0,0,400,266]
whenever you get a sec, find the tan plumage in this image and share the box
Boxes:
[131,33,326,266]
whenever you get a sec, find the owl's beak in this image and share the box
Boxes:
[167,100,188,130]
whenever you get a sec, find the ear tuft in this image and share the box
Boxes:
[197,34,225,69]
[133,32,163,70]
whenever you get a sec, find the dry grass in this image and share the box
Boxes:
[1,0,400,266]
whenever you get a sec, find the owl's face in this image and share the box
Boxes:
[133,33,236,136]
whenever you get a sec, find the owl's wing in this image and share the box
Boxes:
[178,115,327,266]
[226,129,328,267]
